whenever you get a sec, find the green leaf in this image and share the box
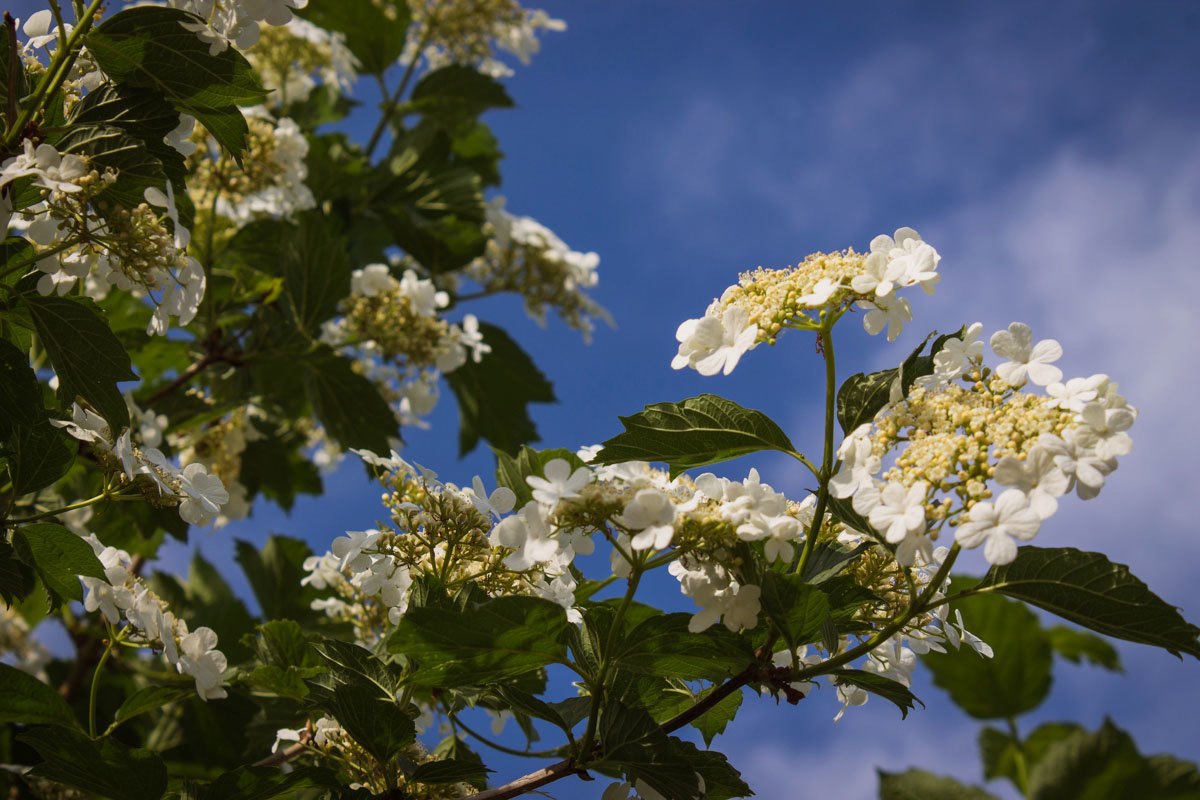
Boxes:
[314,637,404,697]
[85,6,267,157]
[300,344,399,453]
[409,65,515,126]
[299,0,410,75]
[837,327,964,434]
[21,725,167,800]
[388,595,569,686]
[446,322,555,456]
[3,418,75,496]
[239,434,323,511]
[109,685,193,730]
[57,124,171,219]
[11,523,106,604]
[0,337,42,438]
[979,723,1083,790]
[0,663,80,728]
[832,669,924,719]
[877,769,1000,800]
[921,590,1052,719]
[595,393,800,478]
[194,766,333,800]
[616,612,754,681]
[758,572,831,652]
[66,82,190,219]
[320,682,416,768]
[668,738,753,800]
[1046,625,1123,671]
[278,212,352,336]
[433,736,490,790]
[0,537,37,605]
[976,546,1200,660]
[1027,719,1200,800]
[493,445,586,508]
[598,702,704,800]
[691,685,743,747]
[410,759,494,786]
[801,539,873,585]
[25,295,138,431]
[234,536,323,622]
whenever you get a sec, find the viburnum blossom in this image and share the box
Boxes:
[526,458,590,506]
[955,488,1042,565]
[617,488,678,551]
[990,322,1063,387]
[671,302,759,376]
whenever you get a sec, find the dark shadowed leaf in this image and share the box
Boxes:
[595,394,800,478]
[11,523,105,604]
[21,725,167,800]
[446,322,555,456]
[0,663,80,728]
[25,295,138,431]
[976,546,1200,660]
[878,769,999,800]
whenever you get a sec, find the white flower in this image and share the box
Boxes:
[867,481,927,547]
[671,303,759,376]
[165,114,197,157]
[927,322,984,383]
[492,502,560,571]
[1036,431,1114,500]
[990,322,1063,387]
[859,294,912,342]
[331,530,381,573]
[992,447,1069,519]
[955,488,1042,565]
[1074,402,1135,460]
[1046,374,1106,412]
[467,476,516,518]
[351,263,397,297]
[398,269,449,316]
[81,576,132,624]
[722,584,761,632]
[177,626,228,701]
[833,678,869,721]
[851,250,908,298]
[829,424,881,500]
[798,277,841,307]
[526,458,590,507]
[458,314,491,362]
[177,463,229,526]
[616,488,677,551]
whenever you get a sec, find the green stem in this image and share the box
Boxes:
[575,562,644,766]
[1007,715,1030,795]
[11,491,107,523]
[0,237,86,283]
[795,325,838,577]
[89,630,118,738]
[364,7,438,159]
[450,713,564,759]
[3,0,104,149]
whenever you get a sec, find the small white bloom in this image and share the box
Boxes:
[671,303,759,376]
[617,488,677,551]
[859,294,912,342]
[992,448,1069,519]
[990,322,1063,387]
[526,458,590,507]
[955,488,1041,565]
[177,463,229,526]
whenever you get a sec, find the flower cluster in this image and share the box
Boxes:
[321,263,489,427]
[53,402,231,527]
[402,0,565,78]
[248,16,359,106]
[832,321,1136,566]
[77,535,229,700]
[672,227,941,376]
[148,0,307,55]
[464,196,610,340]
[189,112,315,224]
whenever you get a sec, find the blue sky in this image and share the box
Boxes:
[16,0,1200,796]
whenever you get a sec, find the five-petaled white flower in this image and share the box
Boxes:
[955,488,1042,565]
[526,458,590,507]
[177,463,230,526]
[177,626,228,701]
[616,488,677,551]
[990,322,1063,387]
[859,294,912,342]
[671,303,759,376]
